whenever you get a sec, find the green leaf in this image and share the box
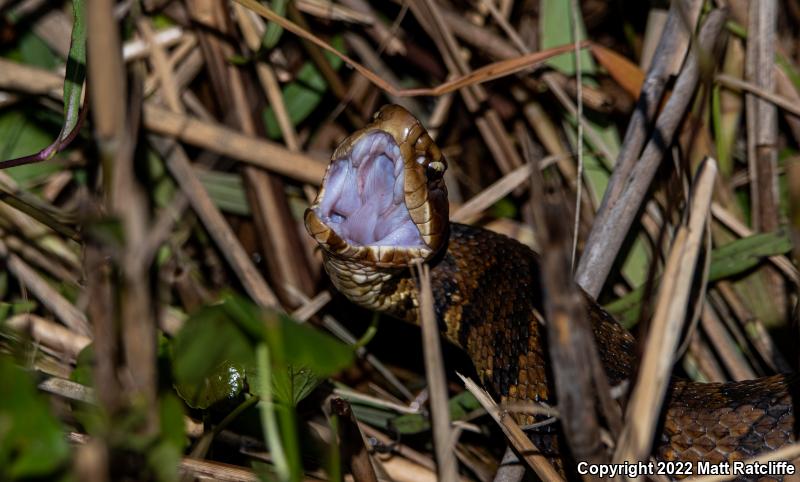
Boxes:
[195,169,251,216]
[349,404,397,430]
[70,344,94,387]
[18,31,58,69]
[341,386,482,434]
[262,0,287,49]
[60,0,87,144]
[263,36,345,139]
[708,229,793,280]
[171,304,253,408]
[171,294,354,409]
[148,393,187,482]
[777,53,800,91]
[0,356,70,478]
[0,0,86,169]
[0,111,52,168]
[262,313,354,382]
[271,365,321,406]
[490,198,517,219]
[606,230,793,327]
[391,391,481,434]
[160,393,187,449]
[540,0,595,76]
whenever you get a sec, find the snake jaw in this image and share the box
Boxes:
[306,105,448,268]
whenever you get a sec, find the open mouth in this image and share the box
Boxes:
[314,131,426,248]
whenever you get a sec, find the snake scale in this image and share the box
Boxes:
[304,105,799,479]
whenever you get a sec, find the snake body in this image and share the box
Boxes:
[304,105,798,477]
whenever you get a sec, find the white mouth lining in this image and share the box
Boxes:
[314,131,426,248]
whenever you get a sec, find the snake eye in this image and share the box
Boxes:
[427,161,446,178]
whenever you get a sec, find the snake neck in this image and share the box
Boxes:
[321,223,637,400]
[321,253,419,321]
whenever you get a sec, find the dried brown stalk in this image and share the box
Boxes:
[613,158,718,464]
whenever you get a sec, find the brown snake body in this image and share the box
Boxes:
[304,105,799,479]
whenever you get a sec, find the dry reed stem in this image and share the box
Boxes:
[0,238,90,335]
[144,104,327,183]
[3,233,80,285]
[138,17,184,114]
[123,26,186,62]
[155,137,280,309]
[715,281,792,373]
[492,448,526,482]
[290,290,331,322]
[408,0,524,177]
[203,5,315,305]
[0,58,62,95]
[379,457,439,482]
[698,304,757,380]
[451,163,532,223]
[142,33,194,95]
[482,1,617,171]
[6,313,91,359]
[439,5,517,60]
[179,458,261,482]
[69,431,270,482]
[315,312,414,401]
[344,33,422,115]
[332,386,419,415]
[576,10,725,297]
[134,192,190,268]
[414,262,459,481]
[295,0,373,24]
[459,374,564,482]
[39,376,95,404]
[717,73,800,118]
[0,59,327,184]
[745,0,779,233]
[526,130,617,467]
[451,155,564,224]
[330,397,380,482]
[359,422,437,472]
[687,335,726,383]
[639,9,667,70]
[482,0,616,169]
[581,0,702,234]
[234,0,588,98]
[233,3,301,151]
[613,158,718,465]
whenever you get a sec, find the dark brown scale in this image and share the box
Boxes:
[368,223,799,477]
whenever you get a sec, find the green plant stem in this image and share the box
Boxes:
[353,312,379,350]
[256,343,290,482]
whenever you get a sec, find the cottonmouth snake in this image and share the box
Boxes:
[304,105,799,479]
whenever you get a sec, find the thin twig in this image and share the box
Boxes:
[413,262,459,481]
[459,374,564,482]
[570,0,584,272]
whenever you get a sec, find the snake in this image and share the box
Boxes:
[303,105,798,479]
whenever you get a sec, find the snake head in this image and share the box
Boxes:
[305,105,449,268]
